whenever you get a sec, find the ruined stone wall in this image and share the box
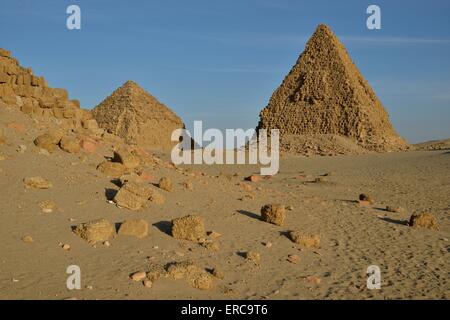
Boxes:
[0,48,91,129]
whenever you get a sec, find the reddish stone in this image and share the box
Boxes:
[81,138,97,153]
[138,170,155,183]
[245,175,261,182]
[7,122,26,134]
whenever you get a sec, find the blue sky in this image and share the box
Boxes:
[1,0,449,143]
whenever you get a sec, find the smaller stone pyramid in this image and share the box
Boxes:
[92,81,184,151]
[257,24,408,154]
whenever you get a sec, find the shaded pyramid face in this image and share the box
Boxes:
[257,24,408,152]
[92,81,184,151]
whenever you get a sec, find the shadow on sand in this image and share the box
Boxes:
[378,217,408,226]
[153,220,172,236]
[237,210,261,221]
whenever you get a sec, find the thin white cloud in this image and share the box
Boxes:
[168,65,283,74]
[340,36,450,45]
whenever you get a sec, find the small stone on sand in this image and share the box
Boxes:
[130,271,146,282]
[245,251,261,264]
[288,231,320,248]
[171,215,205,242]
[24,177,53,189]
[261,204,286,226]
[158,177,173,192]
[22,235,33,243]
[408,213,439,231]
[287,254,300,264]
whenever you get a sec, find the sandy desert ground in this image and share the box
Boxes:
[0,106,448,300]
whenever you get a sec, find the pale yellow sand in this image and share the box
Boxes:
[0,108,448,300]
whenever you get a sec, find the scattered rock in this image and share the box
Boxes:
[16,144,27,153]
[306,276,321,285]
[207,231,222,238]
[159,177,173,192]
[183,180,194,191]
[287,254,300,264]
[245,175,261,182]
[73,218,115,244]
[148,188,165,204]
[137,169,155,183]
[59,136,81,154]
[97,161,126,178]
[143,279,153,288]
[212,268,225,279]
[288,231,320,248]
[386,206,403,213]
[62,244,71,251]
[146,264,167,282]
[38,148,50,156]
[166,260,214,290]
[118,172,141,186]
[21,235,33,243]
[33,131,63,153]
[38,200,57,213]
[245,251,261,264]
[113,148,140,169]
[24,177,53,189]
[359,194,374,204]
[130,271,147,282]
[118,219,149,239]
[240,183,252,192]
[171,215,205,242]
[261,204,286,226]
[113,181,155,210]
[264,242,272,248]
[166,260,197,279]
[201,241,219,251]
[408,213,439,231]
[189,271,214,290]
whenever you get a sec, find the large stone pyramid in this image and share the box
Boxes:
[92,81,184,151]
[257,24,408,154]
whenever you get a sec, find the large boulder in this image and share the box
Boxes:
[73,218,115,244]
[171,215,205,242]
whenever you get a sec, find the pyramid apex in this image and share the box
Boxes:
[310,24,338,42]
[121,80,140,88]
[315,24,333,33]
